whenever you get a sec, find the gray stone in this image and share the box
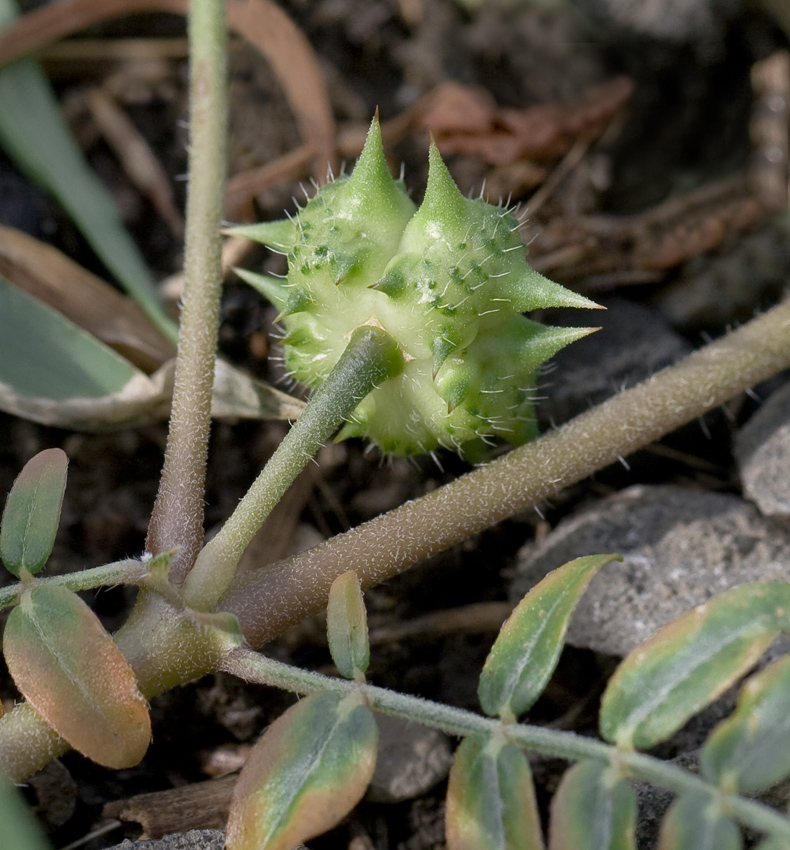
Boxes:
[512,485,790,657]
[107,830,225,850]
[538,299,691,428]
[366,714,453,804]
[578,0,741,43]
[633,752,698,849]
[735,381,790,520]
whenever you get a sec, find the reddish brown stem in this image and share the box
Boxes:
[220,299,790,646]
[144,0,226,580]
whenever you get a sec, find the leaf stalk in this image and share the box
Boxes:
[221,646,790,844]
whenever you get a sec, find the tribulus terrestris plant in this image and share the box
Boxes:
[3,1,790,849]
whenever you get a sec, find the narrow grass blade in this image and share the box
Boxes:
[0,275,160,424]
[0,277,303,429]
[0,0,176,342]
[0,224,176,372]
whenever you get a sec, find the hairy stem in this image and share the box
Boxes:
[221,647,790,843]
[144,0,227,583]
[184,326,405,611]
[0,559,145,610]
[221,298,790,645]
[2,300,790,782]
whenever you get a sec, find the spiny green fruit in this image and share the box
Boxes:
[232,119,598,458]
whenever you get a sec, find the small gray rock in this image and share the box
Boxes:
[539,299,691,428]
[366,714,453,804]
[633,752,698,849]
[512,485,790,657]
[107,830,225,850]
[735,381,790,520]
[578,0,741,43]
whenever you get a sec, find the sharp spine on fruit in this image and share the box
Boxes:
[228,116,598,458]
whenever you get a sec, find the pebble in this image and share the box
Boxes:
[578,0,741,42]
[512,484,790,657]
[735,380,790,520]
[366,715,453,804]
[538,298,691,427]
[107,830,225,850]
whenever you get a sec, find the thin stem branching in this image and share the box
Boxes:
[184,325,405,610]
[0,559,145,610]
[221,646,790,844]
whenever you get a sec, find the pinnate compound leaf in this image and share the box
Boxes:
[446,732,543,850]
[225,690,378,850]
[0,448,67,577]
[548,759,636,850]
[657,793,742,850]
[701,654,790,793]
[2,584,151,768]
[327,570,369,680]
[599,582,790,750]
[478,554,621,719]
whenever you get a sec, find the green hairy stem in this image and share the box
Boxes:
[2,300,790,781]
[220,647,790,843]
[0,559,145,610]
[184,325,406,611]
[144,0,227,584]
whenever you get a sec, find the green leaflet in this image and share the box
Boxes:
[225,690,378,850]
[446,732,543,850]
[478,554,620,719]
[599,581,790,751]
[0,448,67,577]
[326,570,370,680]
[657,793,742,850]
[701,654,790,793]
[233,118,598,458]
[548,759,636,850]
[2,584,151,768]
